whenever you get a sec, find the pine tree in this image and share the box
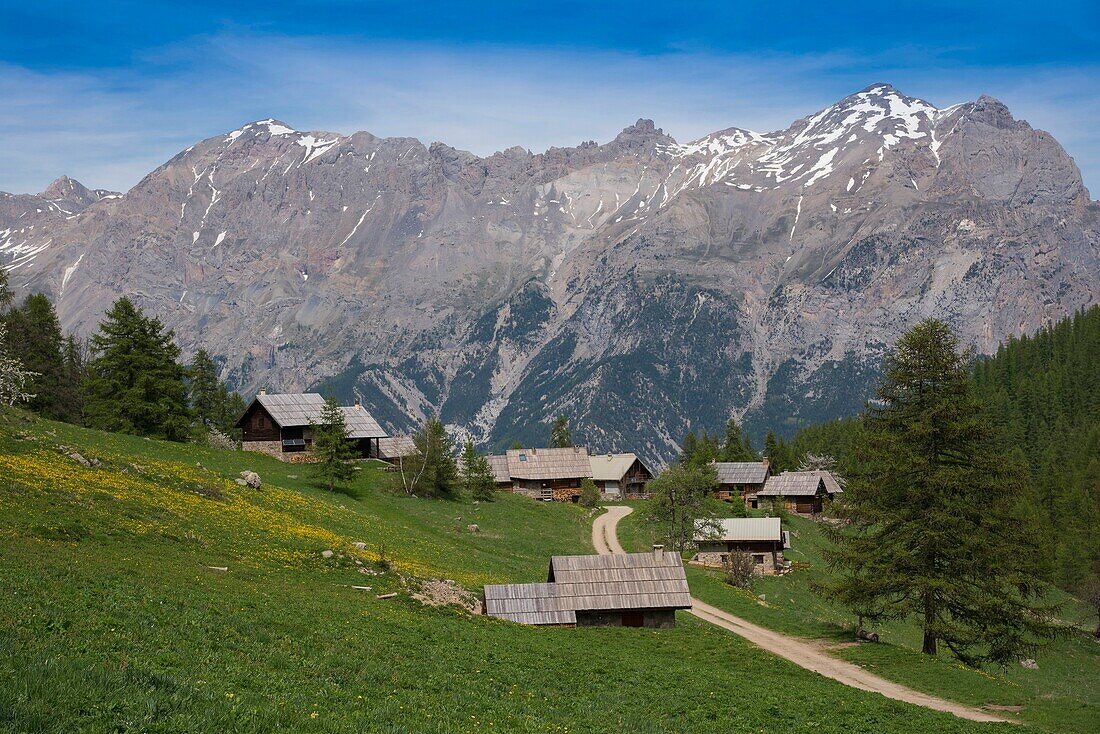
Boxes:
[822,319,1060,665]
[549,415,573,448]
[4,294,65,418]
[58,335,87,424]
[187,349,242,437]
[461,440,496,501]
[0,265,12,311]
[84,298,191,441]
[310,396,358,492]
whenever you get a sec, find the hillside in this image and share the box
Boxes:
[0,412,1017,733]
[617,511,1099,734]
[4,84,1099,459]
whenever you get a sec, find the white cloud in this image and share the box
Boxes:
[0,33,1096,195]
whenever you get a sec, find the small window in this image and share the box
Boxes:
[752,554,766,565]
[518,453,527,462]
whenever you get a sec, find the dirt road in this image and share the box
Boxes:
[592,505,1011,724]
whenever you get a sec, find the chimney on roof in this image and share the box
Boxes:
[762,455,769,467]
[258,387,266,395]
[354,396,362,409]
[608,452,613,458]
[653,544,664,561]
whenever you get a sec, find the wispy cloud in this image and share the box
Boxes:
[1,33,1097,195]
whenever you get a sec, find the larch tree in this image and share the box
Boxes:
[310,396,358,493]
[821,319,1060,665]
[84,298,191,441]
[400,416,458,498]
[549,415,573,448]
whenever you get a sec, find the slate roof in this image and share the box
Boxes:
[506,447,592,481]
[695,517,783,543]
[378,435,418,459]
[758,471,842,497]
[589,453,652,482]
[712,461,769,485]
[484,550,691,625]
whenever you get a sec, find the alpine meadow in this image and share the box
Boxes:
[2,3,1099,732]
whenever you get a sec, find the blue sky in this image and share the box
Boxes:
[2,1,1098,194]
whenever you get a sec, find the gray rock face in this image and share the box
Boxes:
[3,86,1098,460]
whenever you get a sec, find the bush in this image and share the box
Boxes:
[723,550,755,589]
[578,478,600,508]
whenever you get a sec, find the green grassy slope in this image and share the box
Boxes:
[619,509,1100,734]
[0,412,1015,733]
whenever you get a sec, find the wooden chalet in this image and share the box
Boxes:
[500,447,593,502]
[589,453,654,499]
[757,470,843,515]
[487,454,513,489]
[710,460,770,505]
[235,391,388,462]
[484,546,691,628]
[693,517,789,574]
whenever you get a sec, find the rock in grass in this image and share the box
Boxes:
[376,593,397,600]
[322,550,334,559]
[238,471,261,489]
[1020,658,1039,669]
[68,452,93,468]
[467,524,480,533]
[352,541,367,550]
[234,478,248,486]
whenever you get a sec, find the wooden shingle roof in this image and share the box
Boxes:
[712,461,769,485]
[506,447,592,481]
[252,393,327,427]
[487,454,511,483]
[483,583,576,625]
[758,471,842,497]
[339,405,388,440]
[483,550,692,625]
[589,453,652,482]
[378,435,418,459]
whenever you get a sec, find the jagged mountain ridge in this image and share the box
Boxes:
[3,84,1098,460]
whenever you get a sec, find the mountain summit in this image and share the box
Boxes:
[2,85,1097,457]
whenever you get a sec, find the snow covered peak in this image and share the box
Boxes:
[224,119,298,144]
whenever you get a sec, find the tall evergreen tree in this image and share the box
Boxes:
[187,349,242,437]
[718,418,757,461]
[84,298,191,441]
[4,294,65,418]
[310,396,358,492]
[549,415,573,448]
[58,335,88,425]
[822,319,1060,665]
[461,440,496,502]
[0,265,12,311]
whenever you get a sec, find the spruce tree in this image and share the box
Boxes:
[718,418,757,461]
[578,477,601,508]
[4,294,65,418]
[310,396,358,492]
[84,298,191,441]
[0,265,12,310]
[822,319,1060,665]
[58,335,87,425]
[461,440,496,502]
[549,415,573,448]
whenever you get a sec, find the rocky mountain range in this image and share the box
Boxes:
[3,83,1098,460]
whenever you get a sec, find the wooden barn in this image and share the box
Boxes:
[589,453,655,499]
[483,546,692,627]
[693,517,789,574]
[235,392,388,462]
[501,447,593,502]
[757,470,843,514]
[710,460,770,505]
